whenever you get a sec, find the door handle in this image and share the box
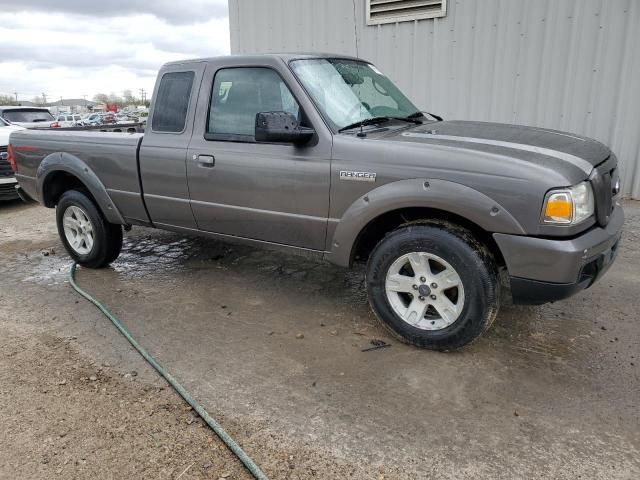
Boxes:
[194,154,215,167]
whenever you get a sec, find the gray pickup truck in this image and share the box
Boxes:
[10,54,623,350]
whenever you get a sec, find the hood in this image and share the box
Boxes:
[384,120,610,175]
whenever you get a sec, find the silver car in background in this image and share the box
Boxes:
[55,113,83,128]
[0,106,56,129]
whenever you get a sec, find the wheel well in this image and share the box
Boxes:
[351,207,506,267]
[42,171,96,208]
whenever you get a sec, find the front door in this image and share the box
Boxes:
[186,63,331,251]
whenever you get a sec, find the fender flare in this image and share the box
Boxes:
[326,178,526,267]
[36,152,126,225]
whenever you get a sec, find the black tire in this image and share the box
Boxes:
[56,190,123,268]
[366,222,499,351]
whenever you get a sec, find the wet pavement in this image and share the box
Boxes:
[1,199,639,479]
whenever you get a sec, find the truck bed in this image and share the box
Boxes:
[11,129,149,224]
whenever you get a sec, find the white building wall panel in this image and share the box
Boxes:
[229,0,640,198]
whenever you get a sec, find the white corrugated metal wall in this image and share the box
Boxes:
[229,0,640,198]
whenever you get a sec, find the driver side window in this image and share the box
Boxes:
[206,67,300,142]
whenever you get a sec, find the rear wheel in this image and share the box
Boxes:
[366,223,499,350]
[56,190,123,268]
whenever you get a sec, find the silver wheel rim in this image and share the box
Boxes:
[62,205,95,255]
[385,252,465,331]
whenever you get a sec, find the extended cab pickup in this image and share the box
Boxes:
[9,54,624,350]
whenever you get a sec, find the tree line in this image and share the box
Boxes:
[0,90,150,108]
[92,90,150,108]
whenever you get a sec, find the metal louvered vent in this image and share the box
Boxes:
[367,0,447,25]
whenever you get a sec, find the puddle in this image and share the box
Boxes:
[1,251,71,286]
[1,227,368,307]
[111,236,198,277]
[107,231,368,305]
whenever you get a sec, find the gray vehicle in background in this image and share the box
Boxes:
[0,106,56,129]
[9,54,623,350]
[81,113,103,126]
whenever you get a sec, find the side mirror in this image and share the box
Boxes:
[255,111,314,145]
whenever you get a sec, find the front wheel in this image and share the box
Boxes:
[366,223,500,351]
[56,190,123,268]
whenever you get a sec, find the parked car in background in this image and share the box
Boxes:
[55,114,83,128]
[101,112,116,124]
[82,113,103,126]
[0,117,24,200]
[137,110,148,125]
[0,106,56,129]
[115,113,132,124]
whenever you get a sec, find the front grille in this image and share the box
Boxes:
[590,155,618,227]
[0,182,18,199]
[0,146,12,178]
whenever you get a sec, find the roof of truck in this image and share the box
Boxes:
[163,52,366,67]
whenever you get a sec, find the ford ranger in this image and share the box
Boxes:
[9,54,624,350]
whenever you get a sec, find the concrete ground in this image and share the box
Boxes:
[0,199,638,479]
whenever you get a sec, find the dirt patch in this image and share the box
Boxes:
[0,330,251,479]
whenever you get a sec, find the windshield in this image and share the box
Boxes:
[290,58,420,131]
[3,109,54,123]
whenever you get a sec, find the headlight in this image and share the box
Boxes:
[542,181,594,225]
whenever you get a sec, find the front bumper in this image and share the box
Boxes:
[0,176,19,201]
[494,204,624,304]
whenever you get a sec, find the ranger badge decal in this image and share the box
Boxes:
[339,171,377,182]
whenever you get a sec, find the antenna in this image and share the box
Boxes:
[356,62,366,138]
[357,118,365,138]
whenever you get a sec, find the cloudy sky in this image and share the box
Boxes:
[0,0,230,103]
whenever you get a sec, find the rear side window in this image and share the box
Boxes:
[152,71,195,132]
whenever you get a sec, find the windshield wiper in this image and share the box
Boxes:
[338,116,391,133]
[339,113,427,133]
[406,111,425,119]
[409,110,443,122]
[391,113,423,124]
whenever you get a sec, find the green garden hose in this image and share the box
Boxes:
[69,263,268,480]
